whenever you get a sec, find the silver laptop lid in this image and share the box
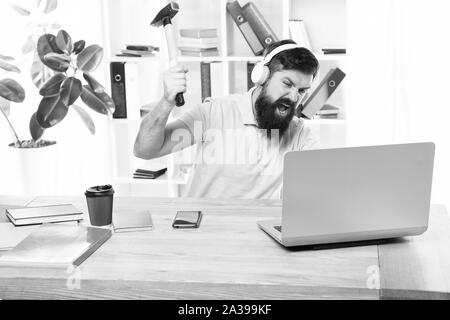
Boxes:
[281,143,435,241]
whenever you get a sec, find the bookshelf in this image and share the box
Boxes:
[103,0,348,196]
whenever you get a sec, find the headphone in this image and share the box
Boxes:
[251,43,302,85]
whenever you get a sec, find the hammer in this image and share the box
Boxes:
[151,1,184,107]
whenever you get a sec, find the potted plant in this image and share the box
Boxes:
[0,29,114,195]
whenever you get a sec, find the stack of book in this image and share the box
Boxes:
[178,28,220,57]
[289,19,312,50]
[322,48,346,55]
[117,45,160,57]
[133,168,167,180]
[315,104,341,119]
[5,204,83,226]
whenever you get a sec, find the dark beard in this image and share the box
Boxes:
[254,87,296,138]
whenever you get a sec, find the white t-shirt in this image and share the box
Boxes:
[176,88,319,199]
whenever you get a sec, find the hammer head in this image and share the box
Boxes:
[151,2,179,27]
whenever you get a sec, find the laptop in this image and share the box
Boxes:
[258,142,435,247]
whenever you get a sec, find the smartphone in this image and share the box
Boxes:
[172,211,202,228]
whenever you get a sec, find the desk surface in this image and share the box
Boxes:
[0,196,449,300]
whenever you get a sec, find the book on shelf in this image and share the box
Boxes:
[200,61,225,103]
[200,62,211,102]
[322,48,346,54]
[178,37,220,49]
[126,45,159,52]
[242,2,279,48]
[226,0,264,55]
[297,67,346,119]
[178,46,219,53]
[113,210,153,233]
[0,223,112,267]
[179,48,220,57]
[247,61,257,90]
[315,114,339,119]
[289,19,312,50]
[317,104,340,116]
[133,167,167,179]
[116,44,159,57]
[179,28,218,38]
[5,204,84,226]
[120,49,155,57]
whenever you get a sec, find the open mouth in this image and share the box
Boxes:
[277,103,291,116]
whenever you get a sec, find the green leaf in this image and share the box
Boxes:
[77,45,103,72]
[36,96,68,128]
[0,54,14,61]
[37,34,64,68]
[44,52,71,72]
[22,35,36,55]
[10,3,31,16]
[31,51,55,89]
[96,91,115,114]
[72,40,85,55]
[72,104,95,135]
[0,61,20,73]
[83,72,104,93]
[42,0,58,14]
[0,79,25,103]
[80,85,109,114]
[0,97,11,117]
[60,77,82,106]
[30,112,45,141]
[39,73,66,96]
[56,30,73,53]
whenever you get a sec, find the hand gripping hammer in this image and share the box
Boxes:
[151,1,185,107]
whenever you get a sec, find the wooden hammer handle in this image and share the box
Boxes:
[164,24,185,107]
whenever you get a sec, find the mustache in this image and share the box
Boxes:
[275,98,297,108]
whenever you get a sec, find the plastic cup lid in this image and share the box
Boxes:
[85,184,114,196]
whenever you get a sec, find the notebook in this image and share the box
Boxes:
[6,204,84,226]
[0,204,25,223]
[113,210,153,233]
[0,224,112,267]
[0,223,39,251]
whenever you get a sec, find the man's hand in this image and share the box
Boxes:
[163,64,188,106]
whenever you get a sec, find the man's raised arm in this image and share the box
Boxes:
[134,64,194,160]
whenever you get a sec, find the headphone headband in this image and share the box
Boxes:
[260,43,302,67]
[251,43,303,85]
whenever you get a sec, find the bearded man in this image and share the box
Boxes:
[134,40,320,199]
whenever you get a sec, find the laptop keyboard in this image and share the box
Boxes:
[274,225,282,232]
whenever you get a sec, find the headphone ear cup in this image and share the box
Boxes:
[258,66,270,85]
[251,63,263,84]
[251,64,270,85]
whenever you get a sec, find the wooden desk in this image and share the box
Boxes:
[0,196,449,300]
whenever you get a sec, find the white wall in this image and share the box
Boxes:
[347,0,450,208]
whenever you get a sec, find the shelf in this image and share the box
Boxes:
[305,119,347,125]
[314,53,346,62]
[178,55,264,62]
[179,56,224,62]
[110,55,160,62]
